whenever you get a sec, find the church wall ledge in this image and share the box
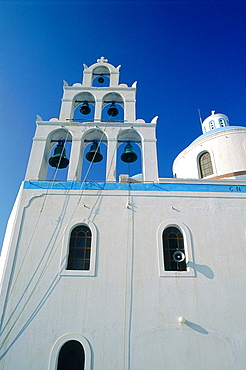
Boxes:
[23,180,246,193]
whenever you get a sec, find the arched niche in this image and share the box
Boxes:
[101,92,124,122]
[80,128,108,182]
[40,128,72,181]
[73,92,95,122]
[92,65,110,87]
[116,129,142,181]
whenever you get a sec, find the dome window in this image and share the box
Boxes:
[209,120,215,130]
[219,118,225,127]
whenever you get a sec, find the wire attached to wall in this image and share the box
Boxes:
[0,132,71,342]
[0,118,117,350]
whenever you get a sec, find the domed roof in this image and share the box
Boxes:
[201,111,229,134]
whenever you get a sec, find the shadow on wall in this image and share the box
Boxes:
[183,320,209,335]
[187,261,214,279]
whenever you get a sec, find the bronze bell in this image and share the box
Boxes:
[49,141,69,169]
[107,102,119,117]
[98,75,104,83]
[80,101,91,115]
[121,143,138,163]
[86,142,103,163]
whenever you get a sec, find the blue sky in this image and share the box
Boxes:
[0,0,245,247]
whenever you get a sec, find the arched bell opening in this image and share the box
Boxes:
[92,65,110,87]
[101,93,124,122]
[116,129,142,182]
[80,129,108,182]
[43,129,72,182]
[73,92,95,122]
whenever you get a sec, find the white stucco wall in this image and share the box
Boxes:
[1,180,246,369]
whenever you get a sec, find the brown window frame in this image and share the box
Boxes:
[199,151,213,178]
[163,226,186,271]
[67,225,91,271]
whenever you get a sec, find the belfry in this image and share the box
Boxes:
[24,56,158,184]
[1,58,246,369]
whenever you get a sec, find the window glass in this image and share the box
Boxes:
[209,120,215,129]
[163,227,186,271]
[199,152,213,178]
[219,118,225,127]
[67,225,91,270]
[57,340,85,370]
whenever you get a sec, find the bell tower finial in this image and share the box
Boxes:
[97,56,108,63]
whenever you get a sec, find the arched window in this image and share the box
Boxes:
[67,225,91,270]
[162,227,186,271]
[219,118,225,127]
[199,152,213,178]
[209,120,215,129]
[57,340,85,370]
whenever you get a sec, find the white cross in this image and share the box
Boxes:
[97,56,108,63]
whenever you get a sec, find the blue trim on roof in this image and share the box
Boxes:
[192,126,246,143]
[23,181,246,193]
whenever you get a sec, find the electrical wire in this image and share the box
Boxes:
[0,117,117,351]
[123,172,135,369]
[0,132,71,337]
[1,107,128,349]
[2,132,70,304]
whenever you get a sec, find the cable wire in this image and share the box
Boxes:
[0,118,118,350]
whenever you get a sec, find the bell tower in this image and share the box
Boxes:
[25,57,158,183]
[0,58,161,369]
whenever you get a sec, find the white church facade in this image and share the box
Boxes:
[0,57,246,369]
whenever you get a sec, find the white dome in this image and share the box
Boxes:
[173,121,246,180]
[201,111,229,133]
